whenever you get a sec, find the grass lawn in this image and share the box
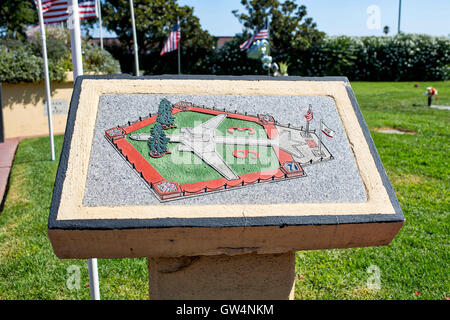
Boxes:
[0,81,448,300]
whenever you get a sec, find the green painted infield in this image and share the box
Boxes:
[126,111,280,185]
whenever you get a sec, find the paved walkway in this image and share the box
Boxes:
[0,138,20,208]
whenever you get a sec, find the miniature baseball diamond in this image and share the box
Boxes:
[105,99,334,201]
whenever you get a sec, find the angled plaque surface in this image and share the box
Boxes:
[48,75,404,259]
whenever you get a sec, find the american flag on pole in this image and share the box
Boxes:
[240,23,269,51]
[34,0,97,24]
[34,0,69,24]
[160,22,181,56]
[321,121,335,138]
[304,105,313,122]
[78,0,98,19]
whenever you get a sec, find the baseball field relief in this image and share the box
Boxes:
[105,99,337,202]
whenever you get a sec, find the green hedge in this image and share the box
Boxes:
[293,34,450,81]
[0,36,121,83]
[2,33,448,82]
[0,45,67,83]
[204,35,265,76]
[211,34,449,81]
[81,41,121,75]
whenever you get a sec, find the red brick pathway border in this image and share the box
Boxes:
[0,138,20,208]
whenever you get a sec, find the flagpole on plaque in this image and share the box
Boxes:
[177,17,181,75]
[319,119,323,155]
[305,104,311,134]
[129,0,139,76]
[97,0,103,50]
[69,0,101,300]
[36,0,55,162]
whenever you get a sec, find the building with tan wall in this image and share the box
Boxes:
[1,73,74,139]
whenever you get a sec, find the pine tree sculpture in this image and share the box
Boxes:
[148,123,169,157]
[157,98,175,129]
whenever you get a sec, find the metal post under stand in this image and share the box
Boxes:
[69,0,101,300]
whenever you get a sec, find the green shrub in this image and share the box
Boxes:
[0,44,67,83]
[203,35,265,75]
[0,45,42,83]
[0,31,121,83]
[294,34,450,80]
[211,34,449,81]
[81,41,121,74]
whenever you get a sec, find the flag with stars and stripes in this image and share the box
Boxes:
[34,0,97,24]
[160,22,181,56]
[78,0,98,19]
[34,0,69,24]
[240,23,269,51]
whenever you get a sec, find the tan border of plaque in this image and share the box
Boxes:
[58,79,393,220]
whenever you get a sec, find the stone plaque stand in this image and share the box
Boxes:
[47,76,404,300]
[148,252,295,300]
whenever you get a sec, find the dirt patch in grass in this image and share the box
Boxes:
[2,166,28,207]
[390,173,428,186]
[372,127,417,135]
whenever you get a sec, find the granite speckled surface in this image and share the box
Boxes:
[83,94,367,206]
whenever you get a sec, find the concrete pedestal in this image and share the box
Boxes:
[148,251,296,300]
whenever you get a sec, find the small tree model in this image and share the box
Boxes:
[148,122,169,157]
[157,98,175,129]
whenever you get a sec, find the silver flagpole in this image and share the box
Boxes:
[37,0,55,161]
[69,0,101,300]
[69,0,83,79]
[129,0,139,76]
[177,17,181,75]
[305,104,311,134]
[97,0,103,50]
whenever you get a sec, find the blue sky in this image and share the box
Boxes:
[178,0,449,36]
[94,0,449,37]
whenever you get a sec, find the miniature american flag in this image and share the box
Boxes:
[240,23,269,51]
[160,22,181,56]
[304,105,313,122]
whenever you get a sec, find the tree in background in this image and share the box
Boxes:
[102,0,215,75]
[0,0,37,40]
[204,34,265,75]
[232,0,325,74]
